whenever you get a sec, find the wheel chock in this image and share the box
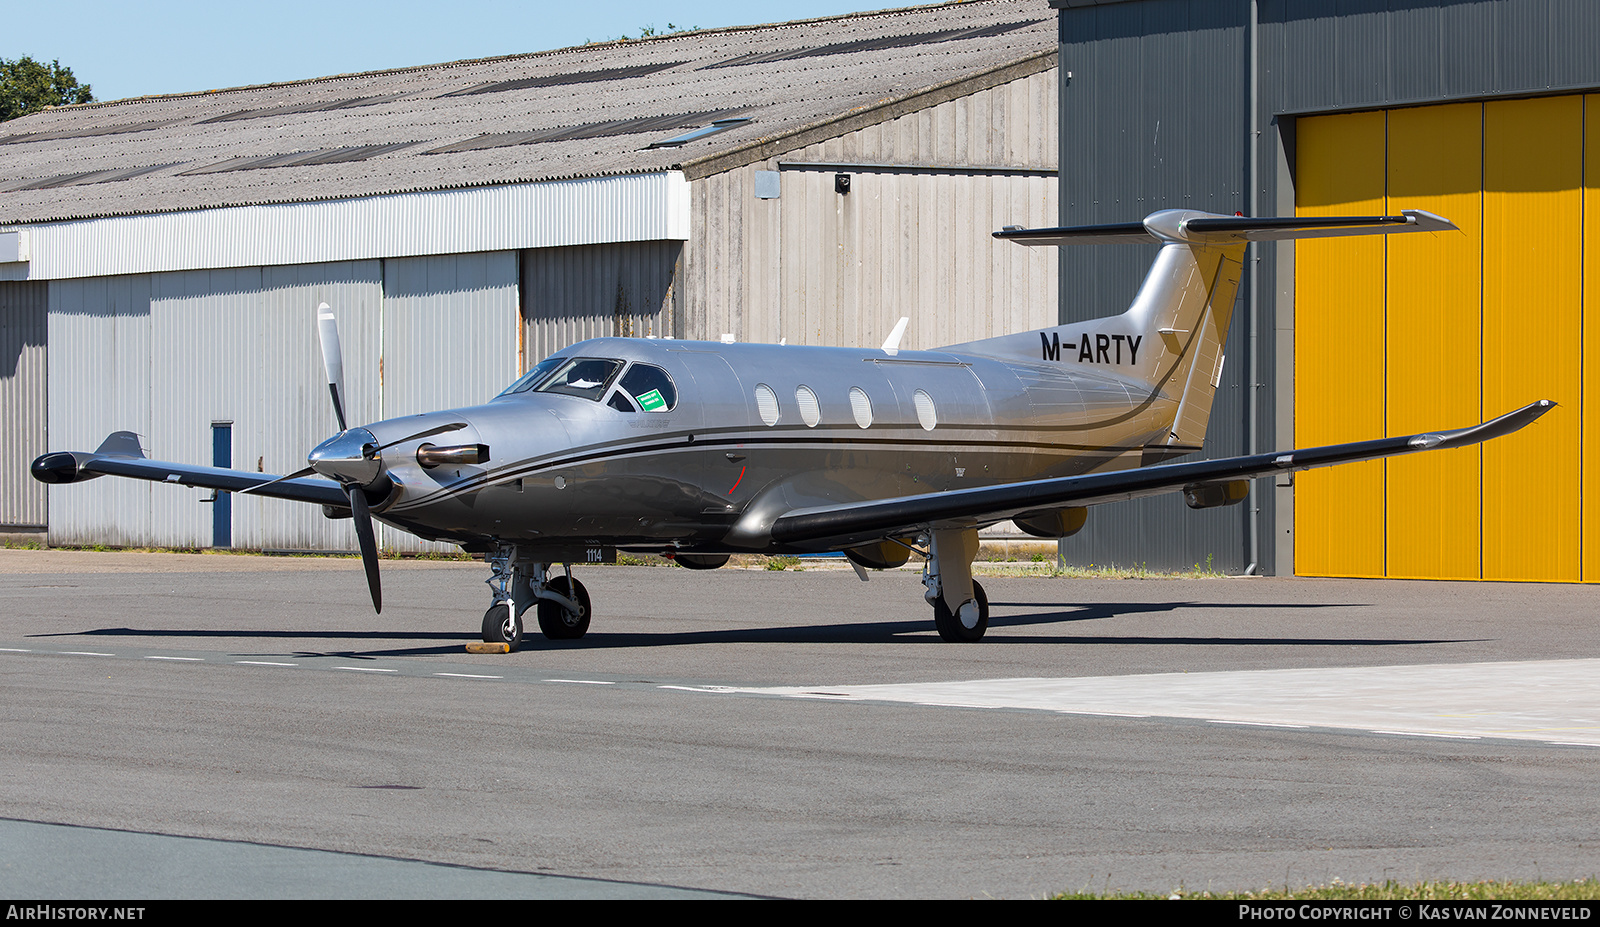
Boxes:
[465,642,512,654]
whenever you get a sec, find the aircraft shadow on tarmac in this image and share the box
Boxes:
[27,600,1481,656]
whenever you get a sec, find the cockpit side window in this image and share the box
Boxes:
[617,363,677,412]
[534,357,626,401]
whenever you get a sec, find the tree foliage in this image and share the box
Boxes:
[0,56,94,123]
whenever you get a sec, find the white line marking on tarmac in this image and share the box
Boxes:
[0,647,32,652]
[336,666,396,673]
[708,658,1600,745]
[544,678,614,685]
[147,656,202,661]
[436,673,501,679]
[60,651,113,656]
[236,661,297,667]
[1207,720,1309,729]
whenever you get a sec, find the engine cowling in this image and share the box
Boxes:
[672,553,730,570]
[843,539,912,570]
[30,452,99,485]
[1182,479,1249,510]
[1013,507,1088,539]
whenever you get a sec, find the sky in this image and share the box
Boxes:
[7,0,920,103]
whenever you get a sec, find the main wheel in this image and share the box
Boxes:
[931,579,988,642]
[537,576,591,640]
[481,602,522,650]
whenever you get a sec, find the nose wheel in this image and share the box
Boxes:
[481,602,522,649]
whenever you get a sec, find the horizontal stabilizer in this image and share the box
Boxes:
[996,209,1457,246]
[994,222,1154,246]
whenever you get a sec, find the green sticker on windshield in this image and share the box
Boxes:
[636,389,666,411]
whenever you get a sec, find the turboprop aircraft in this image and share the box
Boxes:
[31,208,1553,648]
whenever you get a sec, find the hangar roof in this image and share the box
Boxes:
[0,0,1055,225]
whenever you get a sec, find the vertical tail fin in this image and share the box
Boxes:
[948,208,1456,453]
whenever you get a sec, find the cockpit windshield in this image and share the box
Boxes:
[498,355,567,397]
[498,356,625,402]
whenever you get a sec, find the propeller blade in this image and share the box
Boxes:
[348,486,382,614]
[316,303,349,433]
[370,422,470,456]
[232,465,319,497]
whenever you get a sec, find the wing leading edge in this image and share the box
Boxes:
[31,431,350,508]
[768,400,1555,550]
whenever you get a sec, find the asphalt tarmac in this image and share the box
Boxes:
[2,549,1597,899]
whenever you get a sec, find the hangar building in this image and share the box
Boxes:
[1048,0,1600,582]
[0,0,1058,552]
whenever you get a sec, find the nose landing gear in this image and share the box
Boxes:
[481,547,592,649]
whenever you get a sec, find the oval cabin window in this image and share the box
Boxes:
[914,389,937,431]
[795,386,821,427]
[849,387,872,428]
[755,384,780,426]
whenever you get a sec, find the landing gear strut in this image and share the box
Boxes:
[922,528,989,642]
[482,546,592,649]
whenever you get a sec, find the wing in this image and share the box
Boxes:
[768,400,1555,549]
[31,431,350,508]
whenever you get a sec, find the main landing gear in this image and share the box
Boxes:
[922,527,989,642]
[481,547,591,650]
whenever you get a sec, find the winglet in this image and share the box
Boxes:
[1411,399,1556,452]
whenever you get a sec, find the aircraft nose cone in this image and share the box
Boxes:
[308,428,382,486]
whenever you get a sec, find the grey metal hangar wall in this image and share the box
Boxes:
[0,0,1065,554]
[1045,0,1600,576]
[10,177,687,554]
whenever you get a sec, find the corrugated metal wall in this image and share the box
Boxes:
[43,253,526,552]
[48,263,384,549]
[0,280,47,528]
[1049,0,1600,575]
[1054,0,1255,574]
[521,241,681,368]
[685,68,1059,352]
[253,262,384,550]
[381,252,519,553]
[1296,94,1595,583]
[47,275,154,547]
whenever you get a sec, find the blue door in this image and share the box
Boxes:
[212,423,232,548]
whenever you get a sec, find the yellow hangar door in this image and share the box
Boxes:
[1294,94,1597,583]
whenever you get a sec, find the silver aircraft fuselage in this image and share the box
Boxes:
[364,337,1174,555]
